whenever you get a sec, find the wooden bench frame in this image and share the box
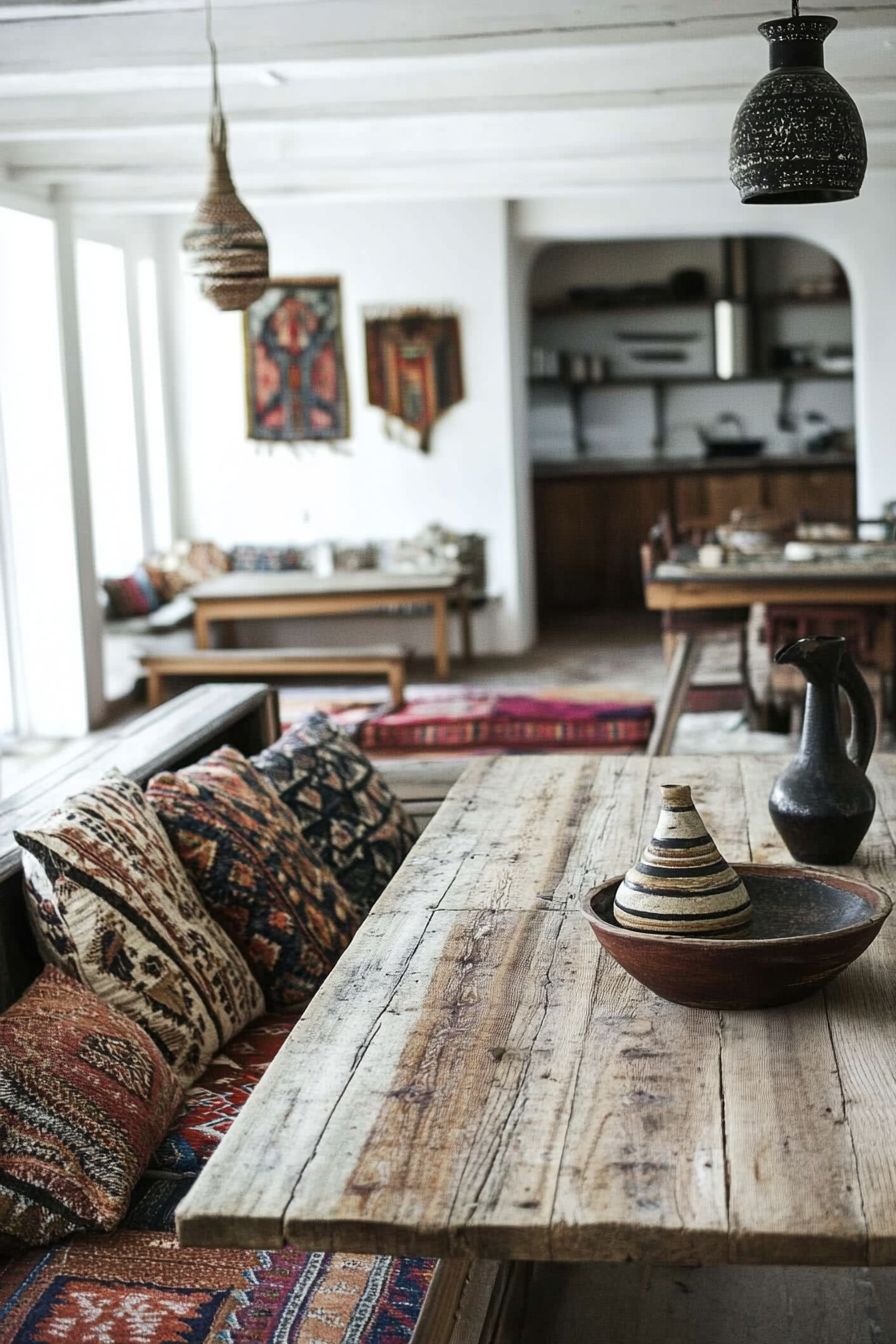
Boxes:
[141,646,407,710]
[0,683,489,1344]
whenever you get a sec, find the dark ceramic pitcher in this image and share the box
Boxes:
[768,636,876,864]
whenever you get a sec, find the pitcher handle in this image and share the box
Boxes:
[838,650,877,773]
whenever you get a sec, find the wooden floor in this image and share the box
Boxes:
[517,1263,896,1343]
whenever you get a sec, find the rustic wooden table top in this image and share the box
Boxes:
[189,570,463,600]
[177,753,896,1266]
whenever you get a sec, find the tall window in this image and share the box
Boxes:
[137,257,173,553]
[0,206,86,739]
[76,239,145,578]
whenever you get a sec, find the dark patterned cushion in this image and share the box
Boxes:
[251,712,417,917]
[147,748,360,1009]
[0,966,183,1250]
[0,1228,435,1343]
[16,771,265,1088]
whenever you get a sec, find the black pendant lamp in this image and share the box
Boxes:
[730,0,867,204]
[182,0,269,309]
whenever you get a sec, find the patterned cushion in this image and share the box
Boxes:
[15,771,265,1088]
[229,544,307,572]
[0,1230,435,1344]
[251,712,417,918]
[147,749,360,1009]
[0,966,183,1250]
[150,1010,299,1176]
[102,565,160,619]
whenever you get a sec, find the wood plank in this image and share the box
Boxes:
[646,577,896,613]
[645,632,699,757]
[376,755,596,915]
[177,907,439,1249]
[282,908,570,1258]
[550,754,732,1263]
[721,754,868,1265]
[722,998,866,1264]
[409,1259,498,1344]
[824,763,896,1265]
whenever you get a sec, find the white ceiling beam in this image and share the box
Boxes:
[0,0,892,77]
[0,74,893,143]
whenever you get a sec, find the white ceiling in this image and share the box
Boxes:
[0,0,892,209]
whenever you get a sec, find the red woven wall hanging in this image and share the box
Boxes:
[364,308,463,452]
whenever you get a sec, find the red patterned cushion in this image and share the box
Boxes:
[150,1011,298,1175]
[102,566,160,619]
[0,1229,435,1344]
[0,967,183,1250]
[147,748,360,1010]
[251,712,417,917]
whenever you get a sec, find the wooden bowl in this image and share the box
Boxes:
[580,864,892,1010]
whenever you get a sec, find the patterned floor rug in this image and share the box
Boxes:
[278,684,655,755]
[0,1233,435,1344]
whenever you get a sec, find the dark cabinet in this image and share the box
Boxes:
[533,459,856,614]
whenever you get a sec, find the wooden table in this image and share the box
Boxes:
[644,554,896,743]
[178,750,896,1315]
[189,570,472,680]
[644,554,896,618]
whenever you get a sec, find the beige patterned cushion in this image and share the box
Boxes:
[15,770,265,1087]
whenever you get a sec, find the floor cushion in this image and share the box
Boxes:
[150,1010,299,1178]
[0,1229,435,1344]
[0,966,183,1251]
[125,1011,301,1234]
[147,749,360,1010]
[354,691,657,752]
[15,770,265,1088]
[252,712,417,918]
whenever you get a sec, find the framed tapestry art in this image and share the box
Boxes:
[244,278,349,442]
[364,307,463,452]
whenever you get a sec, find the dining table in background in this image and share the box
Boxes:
[642,549,896,750]
[189,569,473,681]
[177,751,896,1342]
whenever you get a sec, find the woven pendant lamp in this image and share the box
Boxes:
[730,0,867,204]
[182,0,269,310]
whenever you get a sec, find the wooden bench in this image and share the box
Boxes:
[141,645,407,710]
[0,683,466,1343]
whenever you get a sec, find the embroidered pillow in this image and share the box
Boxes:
[15,771,264,1087]
[251,712,417,917]
[147,748,360,1009]
[102,565,161,619]
[0,965,183,1250]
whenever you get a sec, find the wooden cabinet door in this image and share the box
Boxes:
[673,471,764,530]
[765,468,855,522]
[533,474,670,612]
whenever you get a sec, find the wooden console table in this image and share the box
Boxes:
[178,752,896,1336]
[190,570,471,680]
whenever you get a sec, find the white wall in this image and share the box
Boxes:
[160,198,527,656]
[514,172,896,518]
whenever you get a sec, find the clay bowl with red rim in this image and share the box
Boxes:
[581,864,892,1010]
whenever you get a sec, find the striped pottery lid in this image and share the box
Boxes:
[613,783,752,936]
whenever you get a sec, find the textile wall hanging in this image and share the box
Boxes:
[364,306,463,452]
[244,278,349,442]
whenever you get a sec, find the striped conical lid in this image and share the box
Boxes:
[613,783,752,936]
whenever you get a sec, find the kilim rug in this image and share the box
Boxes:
[0,1232,435,1344]
[278,684,655,756]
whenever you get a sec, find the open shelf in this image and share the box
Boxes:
[528,371,853,389]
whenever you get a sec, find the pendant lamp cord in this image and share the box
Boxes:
[791,0,799,15]
[205,0,225,151]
